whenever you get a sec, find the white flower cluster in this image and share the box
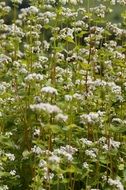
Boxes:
[55,113,68,122]
[80,111,104,125]
[85,149,97,159]
[65,93,83,102]
[82,162,89,169]
[38,11,56,24]
[5,153,15,161]
[117,0,126,5]
[112,117,122,124]
[54,145,77,162]
[41,86,58,95]
[0,83,6,94]
[48,154,60,164]
[38,159,54,181]
[61,7,77,18]
[107,22,126,37]
[0,185,9,190]
[0,2,10,14]
[59,27,74,40]
[33,128,40,136]
[39,159,46,168]
[43,40,50,51]
[39,56,48,63]
[31,145,42,155]
[108,178,124,190]
[80,138,93,146]
[11,0,23,4]
[99,137,121,150]
[60,0,83,5]
[65,94,73,101]
[90,4,106,18]
[30,103,61,114]
[109,138,121,149]
[23,6,39,15]
[44,172,54,180]
[93,80,122,97]
[10,170,16,176]
[0,54,12,64]
[25,73,43,82]
[9,24,24,37]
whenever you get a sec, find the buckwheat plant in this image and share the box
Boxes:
[0,0,126,189]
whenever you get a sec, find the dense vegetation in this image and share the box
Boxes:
[0,0,126,190]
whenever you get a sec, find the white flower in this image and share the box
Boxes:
[30,103,61,114]
[61,145,77,154]
[80,112,99,124]
[85,150,97,158]
[60,0,68,5]
[44,172,54,180]
[98,137,106,144]
[59,28,74,40]
[109,138,121,149]
[31,145,42,155]
[10,170,16,176]
[83,162,89,169]
[65,95,73,101]
[80,138,93,146]
[33,128,40,136]
[25,73,43,82]
[43,40,50,50]
[0,83,6,94]
[110,0,116,5]
[54,145,77,162]
[6,153,15,161]
[103,144,109,151]
[48,155,60,163]
[39,160,47,168]
[64,153,73,161]
[70,0,77,5]
[29,6,39,14]
[112,118,122,123]
[11,0,23,4]
[117,0,126,5]
[5,132,13,137]
[55,113,68,122]
[9,24,24,37]
[73,93,83,100]
[0,185,9,190]
[41,86,58,95]
[108,178,124,190]
[94,79,106,87]
[39,56,48,63]
[19,67,28,74]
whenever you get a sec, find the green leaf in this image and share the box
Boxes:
[66,165,76,173]
[0,171,9,177]
[44,24,52,29]
[80,62,91,70]
[99,155,108,164]
[48,124,61,134]
[77,31,88,37]
[0,135,14,148]
[65,36,75,43]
